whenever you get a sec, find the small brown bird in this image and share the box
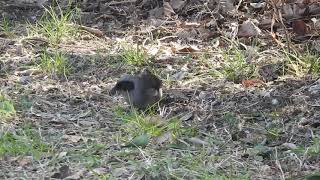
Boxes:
[110,69,162,110]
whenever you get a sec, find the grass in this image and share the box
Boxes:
[213,41,257,83]
[293,137,320,157]
[120,146,251,179]
[121,44,149,66]
[223,112,239,129]
[0,93,16,121]
[69,141,104,168]
[38,50,71,77]
[308,138,320,156]
[114,107,191,146]
[221,50,256,83]
[28,3,78,44]
[0,16,15,38]
[0,123,51,159]
[284,49,320,77]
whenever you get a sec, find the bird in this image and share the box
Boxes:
[110,69,163,110]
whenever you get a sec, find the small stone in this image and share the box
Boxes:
[271,98,279,105]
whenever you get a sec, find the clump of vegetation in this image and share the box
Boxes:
[38,51,71,77]
[114,107,189,146]
[220,49,256,83]
[0,16,15,38]
[68,141,105,168]
[28,3,79,44]
[213,40,257,83]
[121,44,149,66]
[0,93,16,120]
[293,137,320,157]
[285,50,320,77]
[0,123,52,159]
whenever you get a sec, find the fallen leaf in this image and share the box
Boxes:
[62,135,84,143]
[180,21,201,28]
[65,169,85,180]
[58,152,68,159]
[292,20,308,36]
[170,0,186,10]
[174,45,200,53]
[163,1,175,17]
[51,165,71,179]
[241,79,265,87]
[92,168,108,175]
[187,137,209,146]
[18,156,33,166]
[250,2,266,9]
[180,112,193,121]
[122,134,150,148]
[155,132,173,144]
[113,167,128,177]
[282,142,298,150]
[238,19,261,37]
[220,0,236,15]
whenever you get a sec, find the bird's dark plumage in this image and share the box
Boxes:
[110,69,162,109]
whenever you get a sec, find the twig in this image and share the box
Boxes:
[275,147,285,180]
[105,0,137,6]
[70,24,104,37]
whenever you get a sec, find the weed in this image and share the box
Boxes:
[307,138,320,156]
[266,127,281,141]
[38,51,71,77]
[285,50,320,77]
[17,95,33,110]
[223,112,239,129]
[69,141,104,168]
[0,123,51,159]
[0,93,16,120]
[132,148,249,179]
[28,3,78,44]
[218,48,256,83]
[210,38,257,82]
[121,44,149,66]
[0,16,14,37]
[114,107,186,145]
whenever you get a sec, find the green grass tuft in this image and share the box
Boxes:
[219,48,256,83]
[38,51,71,77]
[285,49,320,77]
[212,40,257,83]
[28,4,78,44]
[121,44,149,66]
[0,123,52,159]
[0,16,15,38]
[0,93,16,120]
[114,107,188,145]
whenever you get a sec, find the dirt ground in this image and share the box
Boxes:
[0,0,320,179]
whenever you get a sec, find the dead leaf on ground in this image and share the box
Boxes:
[292,20,308,36]
[155,132,173,144]
[187,137,209,146]
[172,44,200,54]
[62,135,86,143]
[220,0,236,15]
[242,79,265,88]
[51,165,71,179]
[163,1,175,17]
[238,19,262,37]
[170,0,186,11]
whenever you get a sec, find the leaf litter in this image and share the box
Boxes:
[0,0,320,179]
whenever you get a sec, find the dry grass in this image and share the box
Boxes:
[0,1,319,180]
